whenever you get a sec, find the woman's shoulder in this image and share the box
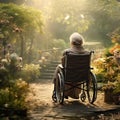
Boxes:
[63,48,90,55]
[63,48,74,55]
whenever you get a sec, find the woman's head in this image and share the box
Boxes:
[69,32,84,47]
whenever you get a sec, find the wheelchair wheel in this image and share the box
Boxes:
[87,71,97,104]
[55,68,64,104]
[52,90,57,102]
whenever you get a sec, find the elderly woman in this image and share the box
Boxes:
[61,32,88,66]
[64,32,86,54]
[53,32,88,99]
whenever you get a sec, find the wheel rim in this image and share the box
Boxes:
[56,72,64,104]
[87,72,97,104]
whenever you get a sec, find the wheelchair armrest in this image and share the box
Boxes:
[90,67,94,70]
[58,64,64,69]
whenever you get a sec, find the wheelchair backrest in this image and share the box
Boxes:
[64,52,92,82]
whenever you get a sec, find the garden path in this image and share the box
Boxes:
[27,79,120,120]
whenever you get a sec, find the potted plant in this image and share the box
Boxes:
[102,81,120,104]
[96,51,120,104]
[102,82,116,103]
[112,82,120,105]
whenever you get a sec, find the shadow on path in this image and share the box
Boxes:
[27,79,120,120]
[29,98,120,120]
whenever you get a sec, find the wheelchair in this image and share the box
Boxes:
[52,51,97,104]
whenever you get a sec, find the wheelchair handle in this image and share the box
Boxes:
[90,50,94,54]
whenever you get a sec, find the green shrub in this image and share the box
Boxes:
[93,56,119,83]
[0,79,30,109]
[21,64,40,82]
[0,88,9,107]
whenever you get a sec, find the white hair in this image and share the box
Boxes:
[69,32,84,46]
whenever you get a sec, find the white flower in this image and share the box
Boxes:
[1,59,8,63]
[10,53,18,61]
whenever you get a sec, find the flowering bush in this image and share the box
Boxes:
[21,64,40,82]
[110,27,120,44]
[0,50,31,110]
[97,28,120,104]
[109,44,120,55]
[0,79,30,109]
[0,52,22,88]
[93,50,120,83]
[94,48,120,104]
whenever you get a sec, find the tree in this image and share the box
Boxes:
[48,0,91,40]
[84,0,120,46]
[47,0,120,46]
[30,0,120,47]
[0,3,43,62]
[3,0,119,50]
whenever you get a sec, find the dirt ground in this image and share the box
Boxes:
[27,79,120,120]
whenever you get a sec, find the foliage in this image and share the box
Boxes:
[86,0,120,46]
[9,79,29,109]
[44,0,91,40]
[21,64,40,82]
[113,82,120,95]
[102,81,120,104]
[0,3,43,63]
[0,49,30,110]
[102,82,116,91]
[93,23,120,82]
[110,27,120,44]
[0,79,29,109]
[1,1,120,63]
[102,81,120,98]
[94,55,120,83]
[0,0,27,5]
[28,0,120,47]
[50,39,66,50]
[0,53,22,85]
[93,32,120,96]
[0,65,9,87]
[109,44,120,55]
[93,57,106,82]
[0,3,43,37]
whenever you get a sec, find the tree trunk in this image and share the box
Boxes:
[27,38,33,63]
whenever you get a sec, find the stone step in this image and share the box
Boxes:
[40,74,54,79]
[39,61,60,79]
[46,66,57,70]
[41,69,55,73]
[41,72,53,76]
[51,61,61,64]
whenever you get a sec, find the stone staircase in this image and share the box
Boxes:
[39,61,60,80]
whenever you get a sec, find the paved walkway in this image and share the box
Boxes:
[26,80,120,120]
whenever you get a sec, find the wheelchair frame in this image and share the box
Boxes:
[52,51,97,104]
